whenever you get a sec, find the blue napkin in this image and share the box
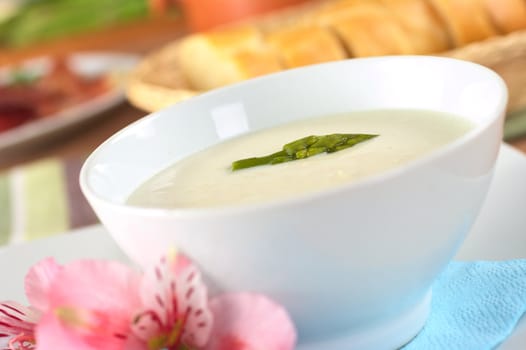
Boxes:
[403,260,526,350]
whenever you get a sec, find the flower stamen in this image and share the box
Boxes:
[8,333,35,350]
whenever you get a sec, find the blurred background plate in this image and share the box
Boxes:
[0,52,139,155]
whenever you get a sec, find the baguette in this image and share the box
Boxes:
[324,4,415,57]
[483,0,526,33]
[427,0,498,46]
[380,0,451,53]
[312,0,381,24]
[266,25,347,68]
[178,26,282,90]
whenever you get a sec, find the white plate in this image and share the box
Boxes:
[0,52,139,153]
[0,143,525,349]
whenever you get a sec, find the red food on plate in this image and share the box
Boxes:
[0,104,37,132]
[0,86,40,132]
[0,57,111,133]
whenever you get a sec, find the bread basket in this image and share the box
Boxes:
[126,0,526,114]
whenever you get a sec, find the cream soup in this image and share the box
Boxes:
[127,109,473,208]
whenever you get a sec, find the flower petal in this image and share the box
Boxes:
[138,255,177,330]
[37,260,142,350]
[24,258,61,312]
[47,260,141,312]
[0,301,40,334]
[135,254,212,348]
[123,333,148,350]
[0,301,40,350]
[177,264,212,347]
[204,293,297,350]
[36,312,108,350]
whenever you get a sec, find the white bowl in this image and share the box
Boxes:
[80,56,507,349]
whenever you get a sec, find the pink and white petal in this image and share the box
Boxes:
[136,254,212,347]
[130,308,164,342]
[176,264,212,348]
[25,258,62,312]
[0,301,40,350]
[0,318,34,349]
[204,293,297,350]
[138,255,177,328]
[0,336,8,350]
[0,301,40,336]
[171,254,192,276]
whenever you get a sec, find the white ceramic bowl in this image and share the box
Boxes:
[80,56,507,349]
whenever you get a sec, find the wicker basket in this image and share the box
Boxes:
[444,30,526,114]
[127,2,526,114]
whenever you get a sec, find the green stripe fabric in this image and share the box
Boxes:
[0,174,10,244]
[22,159,69,240]
[504,109,526,141]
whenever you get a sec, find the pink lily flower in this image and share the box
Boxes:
[1,253,296,350]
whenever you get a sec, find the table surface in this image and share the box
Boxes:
[1,16,526,170]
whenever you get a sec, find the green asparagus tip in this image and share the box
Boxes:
[231,133,378,171]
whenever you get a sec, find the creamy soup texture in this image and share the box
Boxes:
[127,109,473,208]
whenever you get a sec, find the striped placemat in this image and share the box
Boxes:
[0,158,98,245]
[505,108,526,141]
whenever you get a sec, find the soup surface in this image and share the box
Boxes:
[127,109,473,208]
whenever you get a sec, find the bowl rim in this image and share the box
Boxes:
[80,56,508,218]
